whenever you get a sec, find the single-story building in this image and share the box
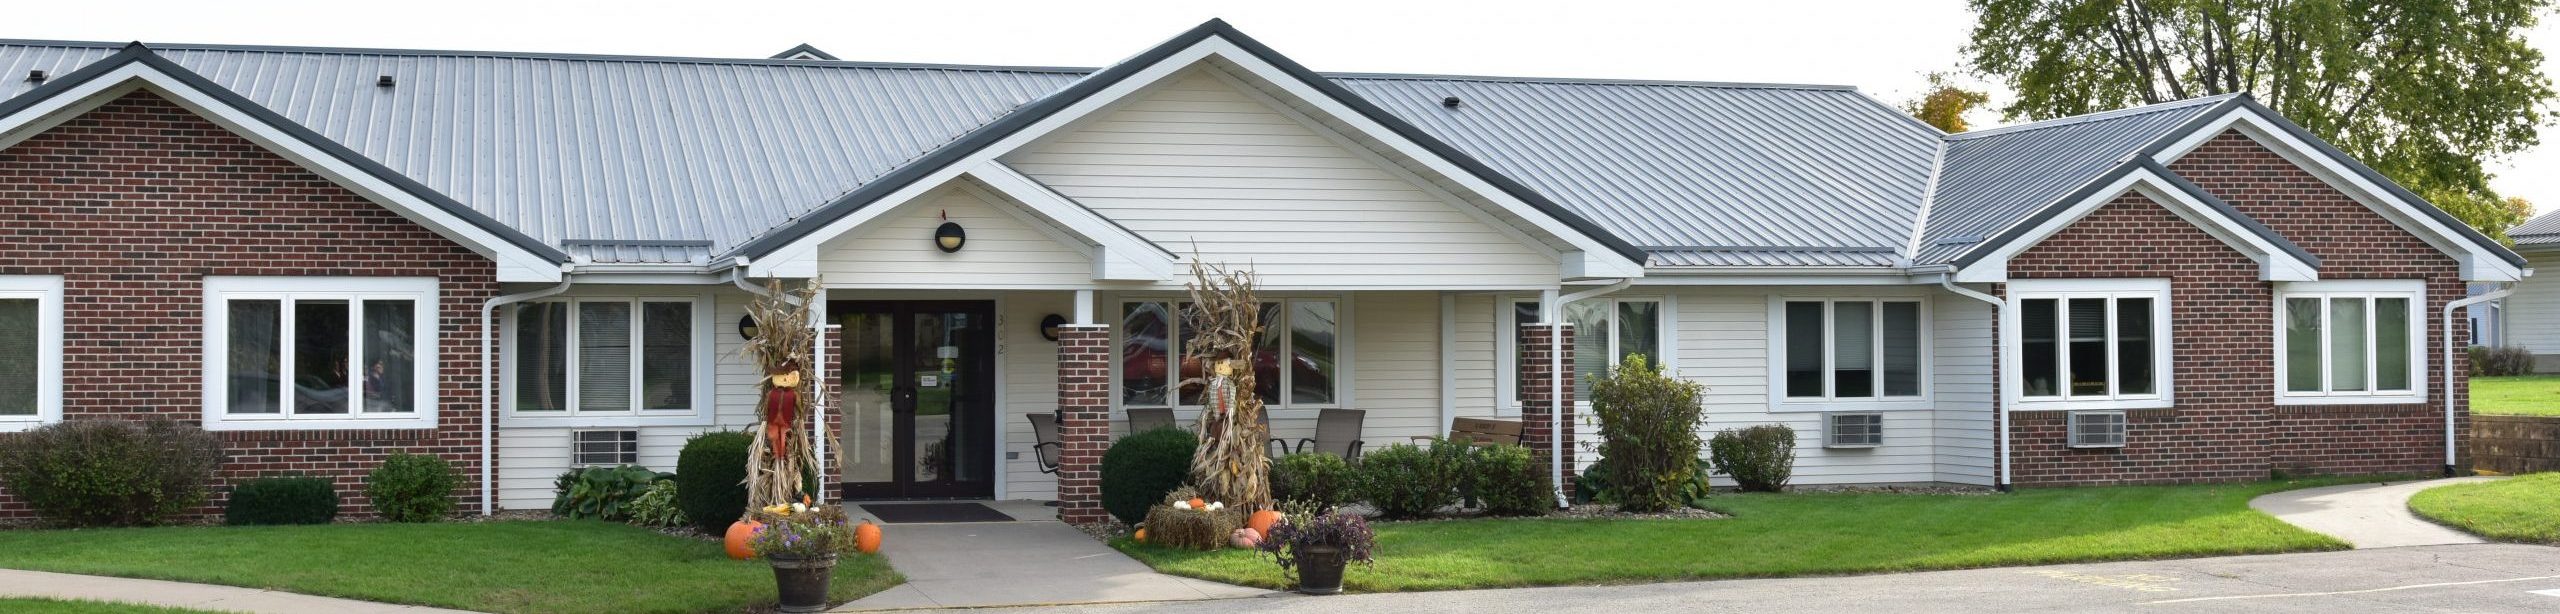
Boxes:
[0,20,2520,522]
[2476,212,2559,370]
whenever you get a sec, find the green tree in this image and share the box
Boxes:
[1962,0,2554,240]
[1906,72,1994,132]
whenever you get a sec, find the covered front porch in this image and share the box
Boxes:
[810,288,1584,522]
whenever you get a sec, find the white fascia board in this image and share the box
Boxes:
[0,66,564,282]
[1953,168,2317,283]
[751,35,1641,282]
[2152,108,2520,282]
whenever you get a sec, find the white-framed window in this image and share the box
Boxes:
[2003,279,2173,411]
[0,275,64,432]
[2276,280,2425,404]
[1117,297,1342,409]
[2066,411,2128,448]
[1823,412,1885,448]
[202,277,438,431]
[1497,296,1668,412]
[505,295,714,426]
[1769,297,1930,410]
[572,430,641,466]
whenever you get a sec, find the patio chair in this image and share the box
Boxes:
[1295,408,1367,460]
[1127,407,1177,433]
[1027,413,1064,474]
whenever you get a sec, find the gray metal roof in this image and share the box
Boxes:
[2512,209,2560,247]
[1912,95,2236,264]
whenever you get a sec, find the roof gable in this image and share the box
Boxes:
[1916,95,2237,265]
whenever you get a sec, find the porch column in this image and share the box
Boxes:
[1055,323,1113,524]
[820,324,846,500]
[1519,322,1577,502]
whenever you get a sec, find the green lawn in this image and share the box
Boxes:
[0,521,899,614]
[2410,473,2560,544]
[1118,479,2362,592]
[2471,375,2560,416]
[0,598,229,614]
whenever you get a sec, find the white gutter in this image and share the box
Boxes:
[1938,270,2007,491]
[479,276,575,515]
[1549,279,1632,509]
[2444,284,2510,476]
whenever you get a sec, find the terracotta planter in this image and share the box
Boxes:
[767,553,838,613]
[1292,544,1347,595]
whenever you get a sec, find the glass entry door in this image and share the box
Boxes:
[835,300,996,499]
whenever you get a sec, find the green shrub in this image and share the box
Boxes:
[1429,438,1479,508]
[1269,452,1356,510]
[1356,442,1460,519]
[1101,427,1197,525]
[1572,457,1618,504]
[0,419,226,527]
[1470,443,1550,516]
[627,479,689,528]
[1589,354,1707,512]
[552,465,672,521]
[224,476,340,526]
[1709,424,1798,493]
[676,430,752,534]
[2472,345,2534,376]
[367,453,459,522]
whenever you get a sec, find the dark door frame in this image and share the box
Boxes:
[833,300,998,500]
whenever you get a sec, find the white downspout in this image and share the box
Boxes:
[480,275,575,515]
[1938,271,2007,491]
[2445,285,2510,477]
[1549,280,1632,509]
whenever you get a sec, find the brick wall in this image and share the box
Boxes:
[2002,130,2463,485]
[1518,323,1576,501]
[0,92,498,520]
[1053,324,1112,524]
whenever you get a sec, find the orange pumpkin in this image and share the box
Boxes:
[855,521,884,554]
[1186,498,1207,510]
[1133,528,1149,543]
[1248,509,1283,536]
[724,520,763,560]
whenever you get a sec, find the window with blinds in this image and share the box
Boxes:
[513,298,699,415]
[1779,299,1925,402]
[2011,279,2168,408]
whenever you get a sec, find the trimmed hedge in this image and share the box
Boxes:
[225,476,341,526]
[1269,452,1356,510]
[1710,425,1798,493]
[676,430,753,534]
[1101,427,1197,526]
[1356,443,1460,519]
[0,419,226,527]
[1470,443,1549,516]
[367,454,459,522]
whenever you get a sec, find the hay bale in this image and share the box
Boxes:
[1140,505,1243,551]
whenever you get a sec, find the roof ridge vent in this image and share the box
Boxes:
[772,43,840,61]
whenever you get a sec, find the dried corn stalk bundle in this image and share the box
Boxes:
[1180,259,1272,511]
[744,278,823,514]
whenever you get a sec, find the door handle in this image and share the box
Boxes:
[892,387,917,413]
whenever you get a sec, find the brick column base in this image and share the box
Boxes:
[1519,323,1577,504]
[1055,325,1113,524]
[820,324,845,501]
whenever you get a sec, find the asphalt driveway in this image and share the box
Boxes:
[904,543,2560,613]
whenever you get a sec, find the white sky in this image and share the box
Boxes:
[10,0,2558,216]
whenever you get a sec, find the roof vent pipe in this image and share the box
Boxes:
[24,70,44,83]
[1442,96,1462,108]
[376,75,395,88]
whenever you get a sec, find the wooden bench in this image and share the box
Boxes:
[1413,417,1524,446]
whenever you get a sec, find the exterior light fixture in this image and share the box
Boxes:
[1039,314,1068,341]
[934,209,966,253]
[738,314,760,340]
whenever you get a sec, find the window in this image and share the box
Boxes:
[1120,298,1338,408]
[1824,413,1884,448]
[572,430,641,466]
[2067,411,2128,448]
[510,297,706,419]
[2277,281,2424,403]
[203,277,437,431]
[0,276,62,431]
[1507,297,1665,405]
[2006,279,2172,410]
[1775,298,1927,406]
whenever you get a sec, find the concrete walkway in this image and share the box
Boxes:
[2248,476,2502,549]
[917,543,2560,613]
[835,508,1266,611]
[0,568,477,613]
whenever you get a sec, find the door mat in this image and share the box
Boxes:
[860,502,1017,523]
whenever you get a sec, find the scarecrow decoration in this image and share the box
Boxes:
[743,278,822,512]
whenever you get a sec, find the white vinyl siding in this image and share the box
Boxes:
[815,187,1096,289]
[1006,70,1559,289]
[2499,251,2560,366]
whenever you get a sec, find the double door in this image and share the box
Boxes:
[835,301,995,499]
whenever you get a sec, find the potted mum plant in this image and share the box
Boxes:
[1254,506,1375,595]
[749,502,858,613]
